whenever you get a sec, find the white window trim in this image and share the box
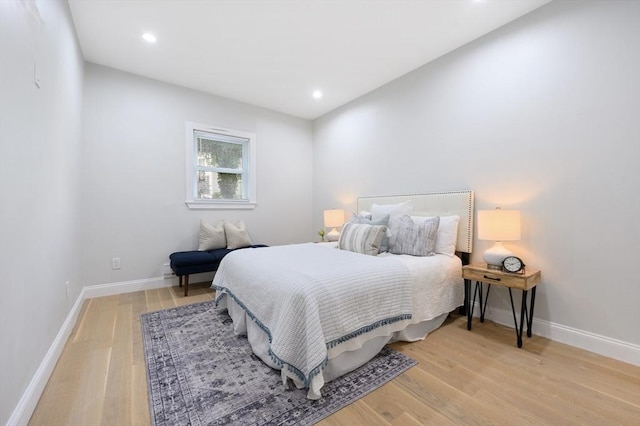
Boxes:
[185,121,257,210]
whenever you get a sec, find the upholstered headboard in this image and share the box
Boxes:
[356,190,474,254]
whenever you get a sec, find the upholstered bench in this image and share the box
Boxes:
[169,245,267,296]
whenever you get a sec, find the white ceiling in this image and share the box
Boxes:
[68,0,550,120]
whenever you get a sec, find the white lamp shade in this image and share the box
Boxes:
[477,209,521,241]
[323,209,345,228]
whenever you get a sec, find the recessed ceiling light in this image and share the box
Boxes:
[312,90,323,99]
[142,33,157,43]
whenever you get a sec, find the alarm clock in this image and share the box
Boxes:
[502,256,525,274]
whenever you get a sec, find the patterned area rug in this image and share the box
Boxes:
[141,300,416,426]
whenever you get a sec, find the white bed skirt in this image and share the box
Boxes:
[217,294,449,399]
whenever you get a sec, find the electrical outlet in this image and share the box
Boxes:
[112,257,121,269]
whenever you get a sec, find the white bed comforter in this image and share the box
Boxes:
[212,243,464,398]
[211,244,413,387]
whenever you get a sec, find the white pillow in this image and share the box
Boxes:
[371,200,413,236]
[224,220,253,249]
[411,215,460,257]
[198,220,226,251]
[338,222,386,256]
[357,210,372,220]
[371,200,413,220]
[389,215,440,256]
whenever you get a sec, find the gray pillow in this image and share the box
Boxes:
[389,215,440,256]
[349,214,390,252]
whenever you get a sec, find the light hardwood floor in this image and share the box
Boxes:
[30,283,640,425]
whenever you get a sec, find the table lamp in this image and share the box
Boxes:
[477,208,521,270]
[323,209,345,242]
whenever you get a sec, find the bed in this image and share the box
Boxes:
[211,190,474,399]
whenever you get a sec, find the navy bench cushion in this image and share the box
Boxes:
[170,250,228,267]
[169,245,267,276]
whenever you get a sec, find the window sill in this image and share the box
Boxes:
[186,201,257,210]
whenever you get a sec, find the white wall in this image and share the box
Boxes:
[313,0,640,347]
[0,0,84,424]
[83,64,314,286]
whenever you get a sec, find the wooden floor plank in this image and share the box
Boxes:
[144,289,163,313]
[66,346,111,426]
[29,288,640,425]
[394,365,516,426]
[404,344,557,425]
[101,302,133,426]
[416,320,632,425]
[131,363,152,425]
[28,339,92,425]
[157,286,177,310]
[357,380,457,425]
[317,399,391,426]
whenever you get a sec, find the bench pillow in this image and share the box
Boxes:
[225,220,253,249]
[198,220,226,251]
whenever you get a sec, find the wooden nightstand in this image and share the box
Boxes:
[462,264,541,348]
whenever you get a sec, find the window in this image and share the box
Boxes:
[185,122,256,209]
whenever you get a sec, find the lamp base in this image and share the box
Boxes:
[326,228,340,242]
[483,241,513,270]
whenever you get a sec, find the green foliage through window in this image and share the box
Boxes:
[194,131,248,200]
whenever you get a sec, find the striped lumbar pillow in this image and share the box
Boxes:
[338,222,387,256]
[348,214,390,252]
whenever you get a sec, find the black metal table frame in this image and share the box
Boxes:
[465,279,537,348]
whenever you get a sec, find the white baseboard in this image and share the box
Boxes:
[471,303,640,366]
[7,287,87,426]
